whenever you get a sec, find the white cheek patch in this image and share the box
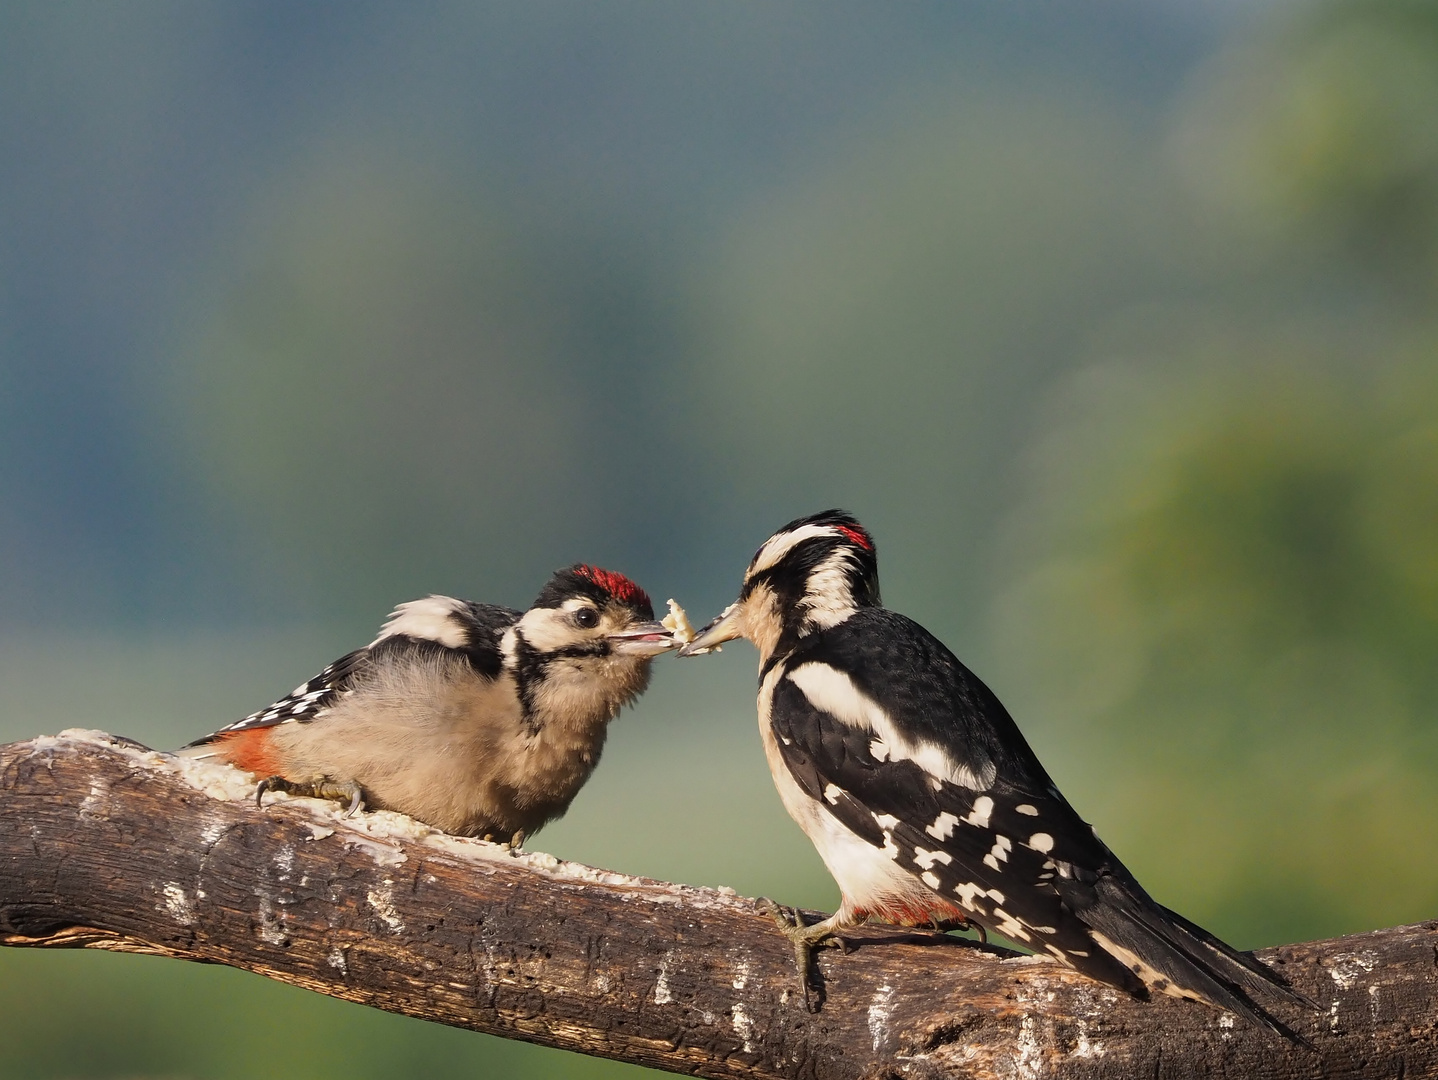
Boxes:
[516,606,590,652]
[741,582,785,660]
[373,596,469,648]
[799,549,859,631]
[748,523,842,576]
[787,663,993,790]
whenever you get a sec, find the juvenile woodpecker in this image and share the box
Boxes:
[181,565,674,846]
[680,510,1310,1034]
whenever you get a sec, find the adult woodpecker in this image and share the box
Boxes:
[181,565,674,847]
[679,510,1310,1035]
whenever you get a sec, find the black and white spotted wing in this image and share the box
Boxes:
[183,648,372,747]
[184,600,521,748]
[769,608,1304,1024]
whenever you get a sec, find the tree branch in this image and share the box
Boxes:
[1,732,1434,1078]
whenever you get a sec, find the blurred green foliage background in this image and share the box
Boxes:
[2,1,1436,1076]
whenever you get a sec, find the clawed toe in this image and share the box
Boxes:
[254,775,365,817]
[255,775,297,808]
[756,896,795,930]
[754,898,854,1010]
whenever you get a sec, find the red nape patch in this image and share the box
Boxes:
[835,524,874,551]
[575,565,651,607]
[214,728,283,778]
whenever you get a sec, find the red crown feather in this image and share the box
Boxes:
[575,564,650,607]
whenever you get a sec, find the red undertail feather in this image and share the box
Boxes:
[853,895,965,927]
[213,728,283,778]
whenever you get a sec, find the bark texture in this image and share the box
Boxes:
[2,731,1435,1079]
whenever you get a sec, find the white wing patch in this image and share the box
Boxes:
[786,662,994,790]
[982,835,1012,872]
[926,812,960,841]
[373,596,469,648]
[963,795,995,828]
[911,847,953,870]
[953,881,986,911]
[992,908,1032,942]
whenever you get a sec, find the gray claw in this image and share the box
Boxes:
[255,775,289,808]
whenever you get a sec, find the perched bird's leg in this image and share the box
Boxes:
[312,778,365,817]
[929,913,987,943]
[255,775,364,817]
[756,897,856,1011]
[255,775,295,808]
[508,829,526,851]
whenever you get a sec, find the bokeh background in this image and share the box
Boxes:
[3,1,1437,1076]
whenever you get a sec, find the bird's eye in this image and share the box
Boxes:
[574,607,600,629]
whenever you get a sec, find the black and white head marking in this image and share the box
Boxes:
[506,564,662,728]
[740,509,881,661]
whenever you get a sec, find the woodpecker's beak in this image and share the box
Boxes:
[677,602,744,657]
[609,620,680,657]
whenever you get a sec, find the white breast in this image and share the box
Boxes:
[758,665,934,920]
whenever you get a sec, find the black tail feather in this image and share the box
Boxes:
[1076,877,1316,1047]
[1148,901,1317,1009]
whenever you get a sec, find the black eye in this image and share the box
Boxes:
[574,607,599,629]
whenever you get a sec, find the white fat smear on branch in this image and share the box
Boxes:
[30,729,752,914]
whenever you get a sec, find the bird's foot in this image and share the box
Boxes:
[929,913,987,943]
[256,775,365,817]
[756,897,849,1012]
[479,828,526,851]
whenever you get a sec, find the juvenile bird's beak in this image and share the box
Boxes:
[677,602,744,657]
[609,620,680,657]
